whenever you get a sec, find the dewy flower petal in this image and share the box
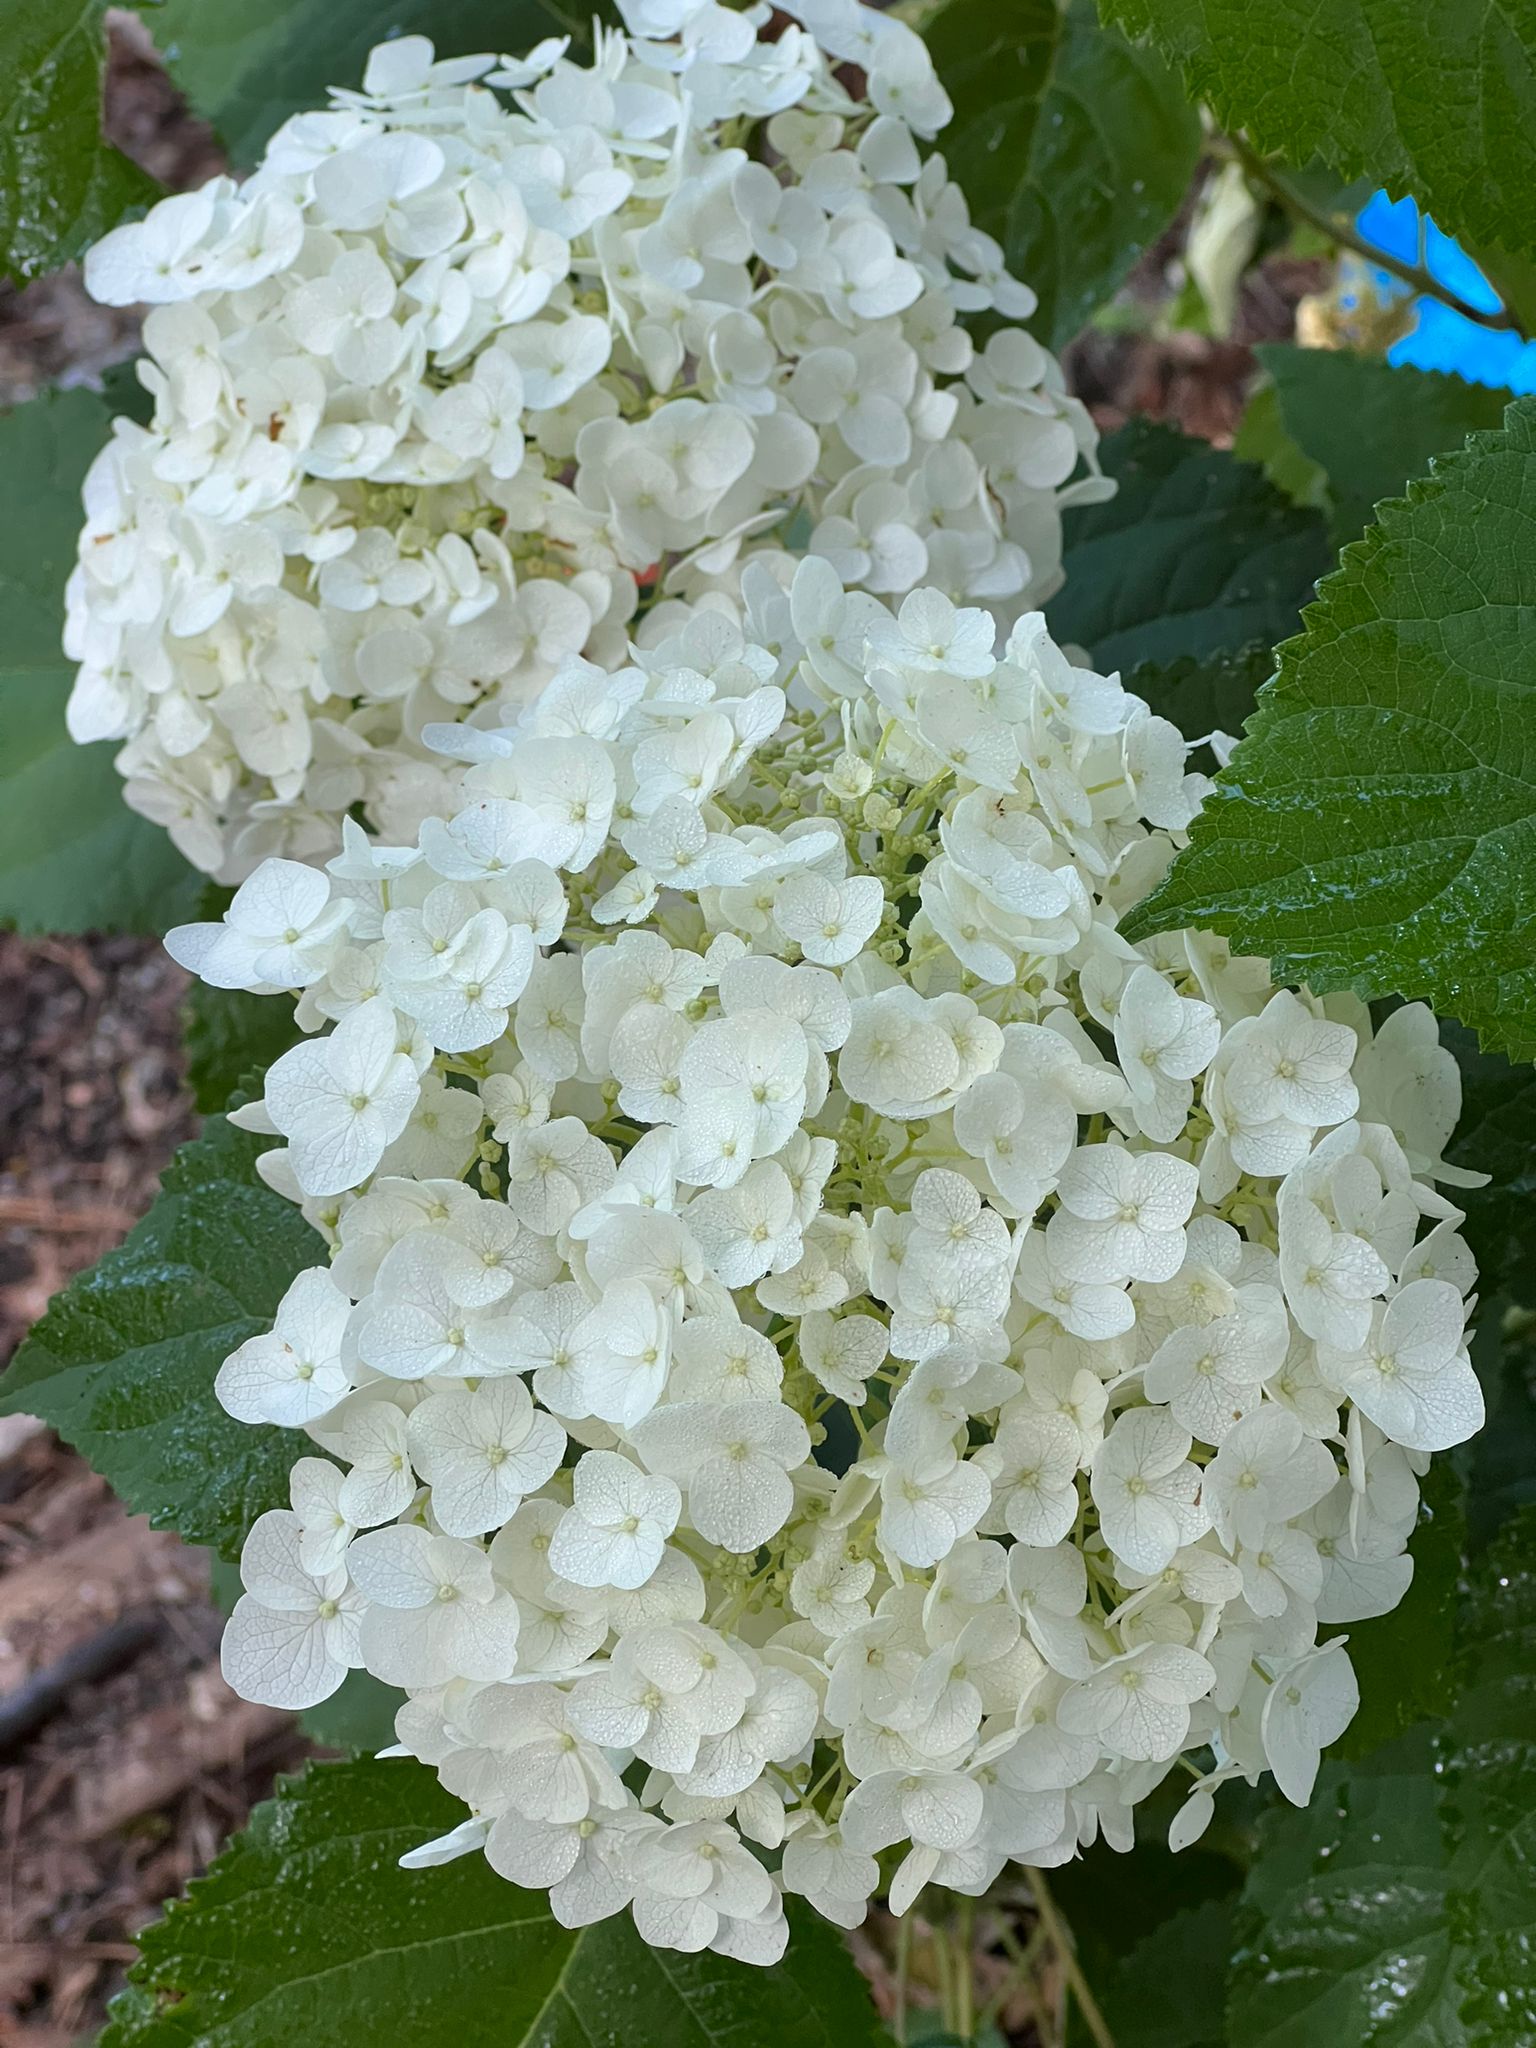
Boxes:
[264,997,420,1196]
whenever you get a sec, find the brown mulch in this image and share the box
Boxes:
[1062,174,1330,446]
[0,933,311,2044]
[0,1430,304,2047]
[0,934,193,1348]
[1064,251,1328,445]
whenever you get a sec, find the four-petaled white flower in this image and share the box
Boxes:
[221,1509,364,1708]
[1091,1409,1208,1575]
[262,997,420,1196]
[347,1523,521,1687]
[550,1450,683,1589]
[407,1379,567,1535]
[217,1266,353,1425]
[633,1400,811,1552]
[1316,1278,1484,1452]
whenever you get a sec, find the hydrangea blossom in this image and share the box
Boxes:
[178,555,1487,1966]
[67,0,1105,885]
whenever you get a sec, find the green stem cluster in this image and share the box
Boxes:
[1227,134,1525,337]
[891,1879,1117,2048]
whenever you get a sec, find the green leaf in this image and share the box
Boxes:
[1225,1729,1463,2048]
[927,0,1200,349]
[1447,1507,1536,1746]
[1256,345,1511,544]
[1463,1310,1536,1548]
[1126,642,1274,748]
[1439,1509,1536,2044]
[0,1112,319,1558]
[0,0,156,280]
[148,0,605,166]
[184,979,306,1117]
[1122,397,1536,1062]
[1098,1898,1234,2048]
[104,1757,891,2048]
[1050,1828,1246,1990]
[1328,1457,1466,1757]
[300,1669,402,1756]
[1098,0,1536,262]
[0,388,201,935]
[1230,382,1330,514]
[1045,419,1330,671]
[905,2025,1005,2048]
[1224,1511,1536,2046]
[1443,1027,1536,1306]
[0,672,201,935]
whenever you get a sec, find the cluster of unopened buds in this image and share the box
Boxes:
[66,0,1105,885]
[167,549,1486,1964]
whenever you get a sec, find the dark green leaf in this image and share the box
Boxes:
[1224,1512,1536,2046]
[0,1112,319,1558]
[1447,1505,1536,1745]
[1225,1730,1462,2048]
[1126,643,1274,752]
[97,356,156,427]
[0,0,156,280]
[1050,1828,1246,1991]
[104,1757,890,2048]
[0,388,200,934]
[1046,419,1330,671]
[905,2025,1005,2048]
[300,1669,402,1756]
[148,0,606,166]
[1439,1510,1536,2043]
[1462,1310,1536,1548]
[928,0,1200,349]
[184,980,305,1117]
[1122,398,1536,1063]
[1256,346,1511,544]
[0,673,202,936]
[1328,1457,1466,1757]
[1443,1026,1536,1307]
[1275,161,1378,232]
[1099,0,1536,262]
[1099,1898,1234,2048]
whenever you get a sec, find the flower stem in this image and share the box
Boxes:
[893,1911,912,2047]
[1026,1867,1116,2048]
[954,1898,975,2043]
[981,1915,1049,2030]
[932,1914,954,2033]
[1227,134,1523,337]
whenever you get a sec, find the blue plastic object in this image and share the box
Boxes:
[1353,189,1536,394]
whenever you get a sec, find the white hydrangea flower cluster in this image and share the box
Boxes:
[168,561,1487,1966]
[67,0,1104,886]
